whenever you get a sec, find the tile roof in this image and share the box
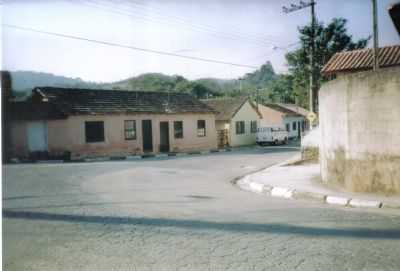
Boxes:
[31,87,215,116]
[276,103,310,117]
[259,103,303,117]
[201,97,249,121]
[321,45,400,75]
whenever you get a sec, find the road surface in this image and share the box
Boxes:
[3,147,400,271]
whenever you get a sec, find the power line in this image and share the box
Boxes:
[72,0,287,49]
[3,23,258,69]
[283,0,317,116]
[124,0,284,44]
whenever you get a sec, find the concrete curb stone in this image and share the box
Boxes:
[326,196,350,206]
[271,187,294,199]
[292,190,327,202]
[235,161,394,210]
[349,199,382,208]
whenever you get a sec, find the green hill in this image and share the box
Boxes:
[6,61,277,99]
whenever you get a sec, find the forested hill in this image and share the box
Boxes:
[6,61,276,99]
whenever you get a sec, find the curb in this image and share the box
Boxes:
[236,172,399,210]
[8,145,258,165]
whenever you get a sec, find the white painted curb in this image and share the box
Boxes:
[271,187,294,199]
[84,157,110,162]
[126,155,141,160]
[155,154,168,158]
[326,196,350,206]
[36,160,64,164]
[349,199,382,208]
[249,182,264,193]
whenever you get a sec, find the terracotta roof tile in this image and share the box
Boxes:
[321,45,400,75]
[201,97,248,121]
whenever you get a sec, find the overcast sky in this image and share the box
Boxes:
[1,0,399,82]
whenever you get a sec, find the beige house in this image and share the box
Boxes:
[9,87,217,160]
[257,103,306,139]
[203,97,261,147]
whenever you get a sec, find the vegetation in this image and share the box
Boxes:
[281,18,370,108]
[8,18,368,106]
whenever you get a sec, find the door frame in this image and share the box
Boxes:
[27,121,48,152]
[159,121,170,153]
[141,120,153,153]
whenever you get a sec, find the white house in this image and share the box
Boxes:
[202,97,262,147]
[257,103,306,139]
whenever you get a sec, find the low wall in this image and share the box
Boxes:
[319,66,400,194]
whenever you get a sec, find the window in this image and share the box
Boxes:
[174,121,183,138]
[85,121,104,143]
[250,121,257,133]
[292,122,297,131]
[197,120,206,137]
[236,121,245,134]
[286,123,290,132]
[124,120,136,140]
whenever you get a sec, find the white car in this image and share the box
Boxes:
[256,126,289,145]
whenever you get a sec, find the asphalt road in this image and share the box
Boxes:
[3,147,400,271]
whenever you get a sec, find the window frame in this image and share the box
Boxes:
[235,121,245,135]
[250,120,257,133]
[85,121,105,143]
[174,121,184,139]
[197,120,206,137]
[124,120,137,140]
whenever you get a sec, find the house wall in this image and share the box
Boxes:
[257,104,305,138]
[283,116,306,139]
[10,113,217,159]
[257,105,284,125]
[319,66,400,193]
[215,120,229,131]
[229,101,260,147]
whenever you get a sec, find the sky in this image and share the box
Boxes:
[1,0,399,83]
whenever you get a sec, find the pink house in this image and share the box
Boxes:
[8,87,217,160]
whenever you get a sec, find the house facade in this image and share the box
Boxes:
[9,87,217,160]
[257,103,306,139]
[203,97,261,147]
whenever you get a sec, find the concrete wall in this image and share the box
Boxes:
[10,113,217,159]
[319,66,400,194]
[229,101,260,147]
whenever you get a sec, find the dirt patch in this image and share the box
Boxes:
[301,147,319,162]
[325,148,400,194]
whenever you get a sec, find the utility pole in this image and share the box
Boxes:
[283,0,316,114]
[372,0,379,71]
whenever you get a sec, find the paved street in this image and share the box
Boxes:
[3,147,400,271]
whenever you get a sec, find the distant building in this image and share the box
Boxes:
[257,103,306,139]
[8,87,217,160]
[202,97,261,147]
[320,45,400,193]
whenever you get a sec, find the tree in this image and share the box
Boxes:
[268,74,295,104]
[285,18,370,109]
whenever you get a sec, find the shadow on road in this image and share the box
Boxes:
[3,209,400,240]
